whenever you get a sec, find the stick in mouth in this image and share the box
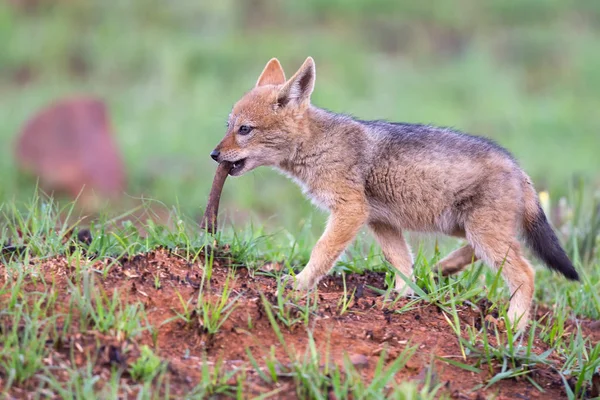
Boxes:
[200,161,232,234]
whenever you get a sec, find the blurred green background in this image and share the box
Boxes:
[1,0,599,234]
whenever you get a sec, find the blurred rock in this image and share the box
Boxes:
[349,353,369,368]
[15,96,126,209]
[7,0,44,13]
[12,65,35,87]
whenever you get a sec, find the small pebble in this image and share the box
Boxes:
[349,354,369,368]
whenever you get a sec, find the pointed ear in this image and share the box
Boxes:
[277,57,315,107]
[256,58,286,87]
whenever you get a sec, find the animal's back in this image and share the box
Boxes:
[362,120,515,165]
[360,121,524,233]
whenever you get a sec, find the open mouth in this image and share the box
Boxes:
[228,158,246,175]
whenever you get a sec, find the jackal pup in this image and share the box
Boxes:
[210,57,579,329]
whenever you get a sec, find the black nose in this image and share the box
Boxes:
[210,149,220,161]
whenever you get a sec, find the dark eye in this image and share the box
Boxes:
[238,125,253,135]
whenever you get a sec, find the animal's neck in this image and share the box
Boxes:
[276,106,365,197]
[278,106,333,177]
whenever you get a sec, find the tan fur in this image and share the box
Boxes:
[438,245,478,276]
[256,58,286,87]
[210,57,570,330]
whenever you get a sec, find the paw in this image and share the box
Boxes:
[279,270,316,292]
[394,280,415,297]
[394,284,415,298]
[506,307,530,331]
[292,270,316,291]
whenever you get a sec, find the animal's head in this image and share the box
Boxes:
[210,57,316,176]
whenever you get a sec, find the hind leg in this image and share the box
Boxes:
[437,245,478,276]
[466,227,535,330]
[369,221,414,296]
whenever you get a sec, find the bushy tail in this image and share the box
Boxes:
[523,188,579,281]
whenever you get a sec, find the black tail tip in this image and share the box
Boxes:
[550,257,580,281]
[525,206,581,283]
[563,267,580,282]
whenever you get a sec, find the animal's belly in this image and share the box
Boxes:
[368,202,430,231]
[365,165,454,231]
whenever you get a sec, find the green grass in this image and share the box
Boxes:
[173,269,239,337]
[258,293,433,399]
[0,188,598,397]
[129,345,165,383]
[1,1,599,398]
[67,271,150,339]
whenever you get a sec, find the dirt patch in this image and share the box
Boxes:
[0,247,597,398]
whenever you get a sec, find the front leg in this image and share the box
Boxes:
[294,197,368,290]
